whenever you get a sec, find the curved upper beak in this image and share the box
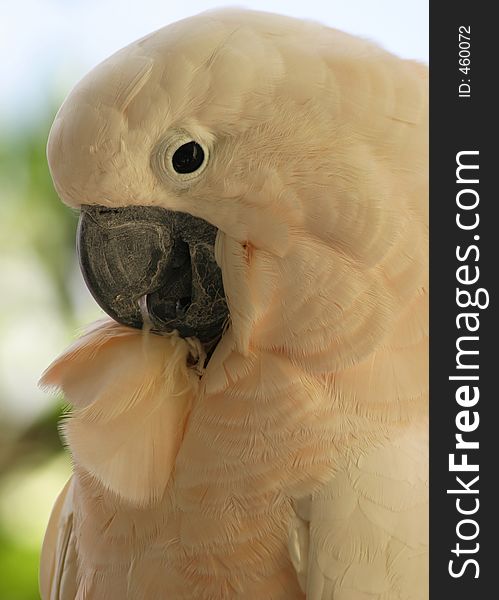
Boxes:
[77,205,228,344]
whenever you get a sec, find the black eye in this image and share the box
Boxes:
[172,141,205,174]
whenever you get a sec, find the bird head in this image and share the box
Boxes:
[47,9,428,371]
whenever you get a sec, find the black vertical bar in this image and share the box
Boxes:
[430,3,495,598]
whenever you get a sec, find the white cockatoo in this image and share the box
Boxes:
[40,8,428,600]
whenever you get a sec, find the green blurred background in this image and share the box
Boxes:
[0,1,427,598]
[0,108,101,599]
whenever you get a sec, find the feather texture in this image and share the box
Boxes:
[40,319,201,505]
[42,8,428,599]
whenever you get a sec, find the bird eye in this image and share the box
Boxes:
[151,130,210,186]
[172,141,205,174]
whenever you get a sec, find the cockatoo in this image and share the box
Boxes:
[40,8,428,600]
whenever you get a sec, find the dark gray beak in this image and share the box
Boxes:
[77,205,228,344]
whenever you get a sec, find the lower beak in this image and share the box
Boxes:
[77,205,228,344]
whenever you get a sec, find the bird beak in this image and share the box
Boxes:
[77,205,228,344]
